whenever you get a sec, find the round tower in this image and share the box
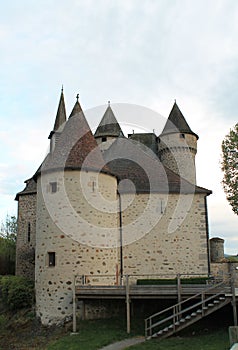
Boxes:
[35,99,119,325]
[210,237,225,262]
[158,102,198,184]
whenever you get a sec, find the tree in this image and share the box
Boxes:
[221,123,238,215]
[0,214,17,240]
[0,215,17,275]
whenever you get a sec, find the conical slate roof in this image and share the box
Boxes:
[160,102,198,139]
[53,88,67,131]
[48,89,67,139]
[94,104,124,138]
[41,99,108,174]
[69,95,83,118]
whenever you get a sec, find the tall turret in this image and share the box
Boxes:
[158,102,198,184]
[35,95,119,325]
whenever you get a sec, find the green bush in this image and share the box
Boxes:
[0,275,34,310]
[137,278,176,285]
[0,314,7,329]
[137,277,209,285]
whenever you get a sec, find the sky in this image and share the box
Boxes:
[0,0,237,254]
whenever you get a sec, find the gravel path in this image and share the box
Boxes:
[99,336,145,350]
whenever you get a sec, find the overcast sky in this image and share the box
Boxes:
[0,0,237,254]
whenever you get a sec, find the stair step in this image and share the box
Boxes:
[168,325,174,329]
[214,300,220,304]
[219,297,225,300]
[185,315,191,320]
[191,313,197,317]
[203,306,208,310]
[163,327,169,332]
[196,309,202,314]
[157,330,163,336]
[208,303,214,307]
[175,321,180,325]
[180,318,186,322]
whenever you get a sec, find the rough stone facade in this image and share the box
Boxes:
[35,170,119,324]
[158,133,197,184]
[122,193,209,277]
[15,94,213,325]
[16,193,36,280]
[210,237,225,262]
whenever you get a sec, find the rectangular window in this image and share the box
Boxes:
[48,252,56,267]
[50,182,57,193]
[27,222,31,242]
[180,133,185,139]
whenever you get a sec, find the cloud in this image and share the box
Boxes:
[0,0,237,253]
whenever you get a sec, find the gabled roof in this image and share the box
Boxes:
[160,102,198,139]
[40,99,109,175]
[94,103,124,138]
[48,89,67,139]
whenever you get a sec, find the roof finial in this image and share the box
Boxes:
[76,93,79,102]
[174,99,176,104]
[61,85,64,93]
[108,100,110,106]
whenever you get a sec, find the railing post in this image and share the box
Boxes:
[149,317,152,337]
[72,275,77,333]
[231,266,237,326]
[201,291,205,316]
[126,274,131,334]
[173,305,176,330]
[177,274,182,318]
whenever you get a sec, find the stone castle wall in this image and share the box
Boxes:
[35,169,120,325]
[16,193,36,280]
[121,192,209,277]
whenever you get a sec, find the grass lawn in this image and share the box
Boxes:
[126,329,230,350]
[47,317,141,350]
[47,316,231,350]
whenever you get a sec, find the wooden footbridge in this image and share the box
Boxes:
[72,272,238,339]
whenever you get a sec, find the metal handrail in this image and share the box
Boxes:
[145,277,231,338]
[74,272,220,286]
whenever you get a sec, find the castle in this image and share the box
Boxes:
[15,90,214,325]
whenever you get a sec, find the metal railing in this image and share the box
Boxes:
[74,272,215,287]
[145,276,232,339]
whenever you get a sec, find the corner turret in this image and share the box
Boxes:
[158,102,198,184]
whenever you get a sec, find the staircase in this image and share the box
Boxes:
[145,279,232,340]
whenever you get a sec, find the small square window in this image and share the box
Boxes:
[180,133,185,139]
[48,252,56,267]
[102,137,107,142]
[50,182,57,193]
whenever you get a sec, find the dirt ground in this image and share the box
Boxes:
[0,308,69,350]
